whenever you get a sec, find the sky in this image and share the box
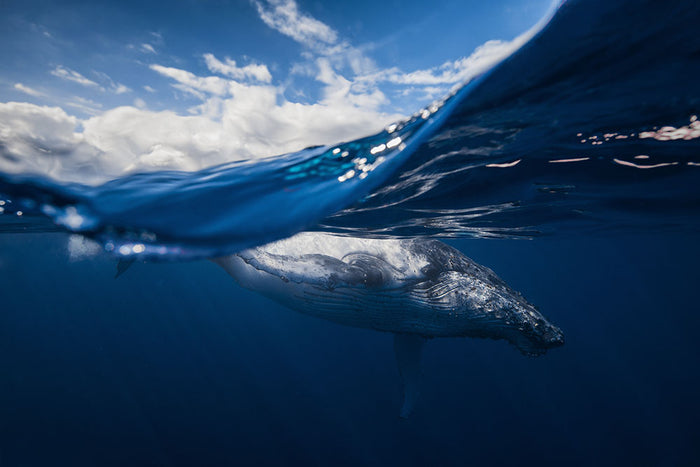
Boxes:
[0,0,553,184]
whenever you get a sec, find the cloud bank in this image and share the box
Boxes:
[0,0,540,185]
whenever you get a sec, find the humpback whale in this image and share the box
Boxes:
[214,232,563,417]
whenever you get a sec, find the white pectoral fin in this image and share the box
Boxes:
[393,333,427,419]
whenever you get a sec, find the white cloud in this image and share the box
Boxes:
[141,43,157,54]
[14,83,44,97]
[203,53,272,83]
[50,66,100,87]
[254,0,375,81]
[251,0,525,109]
[254,0,338,50]
[0,102,79,152]
[150,64,230,97]
[0,101,223,182]
[81,106,227,173]
[0,73,399,184]
[113,83,131,94]
[93,70,131,95]
[0,102,102,181]
[65,96,103,115]
[369,38,533,87]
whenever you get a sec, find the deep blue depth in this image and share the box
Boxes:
[1,231,699,466]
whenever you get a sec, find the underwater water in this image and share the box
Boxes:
[1,0,700,465]
[2,233,700,466]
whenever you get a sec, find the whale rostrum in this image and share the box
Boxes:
[214,232,564,417]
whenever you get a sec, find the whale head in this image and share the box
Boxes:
[433,268,564,356]
[424,270,564,356]
[414,240,564,356]
[499,302,565,356]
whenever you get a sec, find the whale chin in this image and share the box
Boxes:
[510,327,565,357]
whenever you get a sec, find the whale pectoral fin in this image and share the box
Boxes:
[393,333,427,419]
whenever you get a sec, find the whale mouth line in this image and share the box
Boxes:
[512,329,565,357]
[517,344,558,357]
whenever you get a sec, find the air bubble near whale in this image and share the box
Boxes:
[214,232,563,417]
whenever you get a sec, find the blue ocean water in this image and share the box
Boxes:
[1,0,700,465]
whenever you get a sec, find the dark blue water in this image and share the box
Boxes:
[1,0,700,465]
[2,233,699,466]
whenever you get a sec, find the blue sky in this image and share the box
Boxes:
[0,0,553,183]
